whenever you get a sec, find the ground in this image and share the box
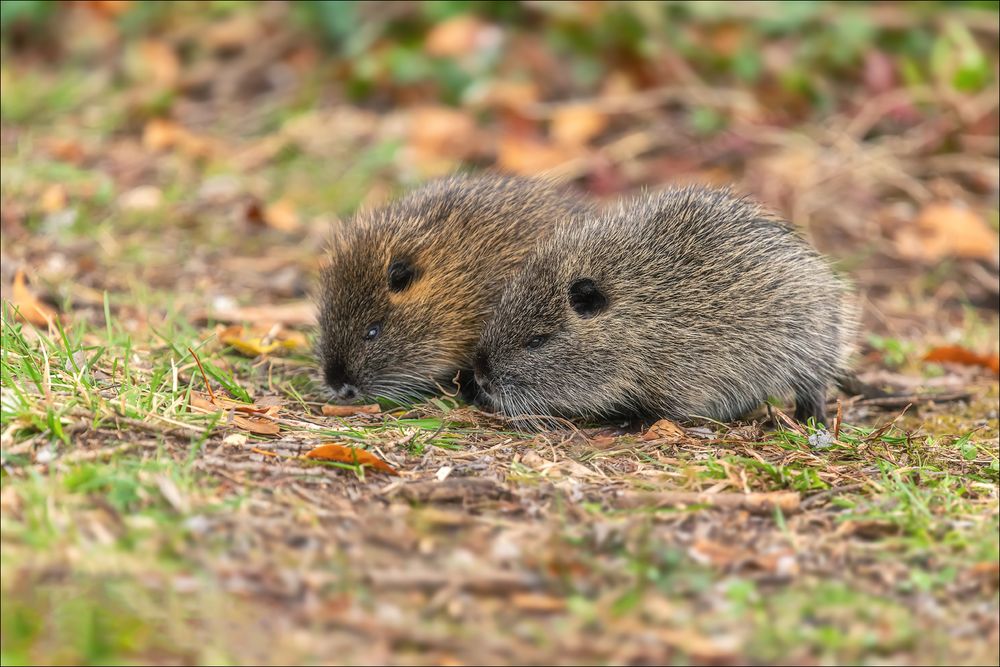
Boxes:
[1,3,998,665]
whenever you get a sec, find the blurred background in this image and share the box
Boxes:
[1,0,997,352]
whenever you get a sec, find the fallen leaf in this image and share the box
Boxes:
[139,39,180,87]
[263,199,301,232]
[143,118,182,151]
[322,404,382,417]
[497,136,578,175]
[188,391,281,436]
[407,106,479,172]
[896,203,999,261]
[10,269,57,327]
[218,324,308,357]
[142,118,214,159]
[205,14,260,53]
[477,80,539,112]
[118,185,163,212]
[510,593,566,613]
[84,0,132,17]
[43,137,86,164]
[232,414,280,435]
[424,15,496,57]
[40,184,68,213]
[550,104,607,147]
[641,418,687,442]
[305,444,399,475]
[924,345,1000,375]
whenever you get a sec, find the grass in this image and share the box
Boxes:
[2,2,999,663]
[2,174,997,666]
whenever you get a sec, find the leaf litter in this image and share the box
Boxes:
[1,3,998,665]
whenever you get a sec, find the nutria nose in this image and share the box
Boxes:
[323,361,351,393]
[473,350,491,379]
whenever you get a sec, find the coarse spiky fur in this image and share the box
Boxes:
[316,173,589,403]
[474,186,858,428]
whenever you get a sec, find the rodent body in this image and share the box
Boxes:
[474,186,857,426]
[317,174,588,402]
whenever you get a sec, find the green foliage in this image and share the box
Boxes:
[0,0,52,35]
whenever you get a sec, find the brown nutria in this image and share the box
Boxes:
[473,186,857,427]
[316,173,589,403]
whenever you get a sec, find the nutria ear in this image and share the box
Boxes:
[568,278,608,319]
[387,260,415,292]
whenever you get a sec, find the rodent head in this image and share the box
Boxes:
[474,247,617,427]
[317,215,477,403]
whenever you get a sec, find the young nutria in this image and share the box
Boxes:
[473,186,857,427]
[317,174,588,403]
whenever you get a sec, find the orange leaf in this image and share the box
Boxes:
[322,403,382,417]
[497,136,578,175]
[550,104,607,147]
[305,444,399,475]
[10,269,57,327]
[924,345,1000,375]
[641,418,687,442]
[40,184,68,214]
[263,199,301,232]
[424,15,492,57]
[139,39,180,88]
[896,203,999,262]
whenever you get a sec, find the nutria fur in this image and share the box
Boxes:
[473,186,857,427]
[317,174,588,402]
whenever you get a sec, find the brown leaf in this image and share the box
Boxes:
[118,185,163,212]
[39,184,68,214]
[424,15,493,57]
[924,345,1000,375]
[142,119,214,159]
[84,0,132,17]
[10,269,57,327]
[550,104,607,147]
[896,203,999,261]
[232,414,280,435]
[188,391,281,435]
[478,81,539,113]
[43,138,87,164]
[641,418,687,442]
[305,444,398,475]
[496,136,577,175]
[322,404,382,417]
[510,593,566,613]
[263,199,301,232]
[407,106,479,171]
[143,118,182,151]
[139,39,180,88]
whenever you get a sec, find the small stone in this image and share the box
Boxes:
[808,430,834,449]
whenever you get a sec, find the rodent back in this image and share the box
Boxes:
[480,186,855,420]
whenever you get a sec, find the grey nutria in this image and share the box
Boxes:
[317,174,589,402]
[473,186,857,427]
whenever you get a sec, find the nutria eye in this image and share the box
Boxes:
[387,260,415,293]
[363,323,382,341]
[525,335,547,350]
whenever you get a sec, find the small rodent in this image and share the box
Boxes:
[317,173,587,402]
[473,186,856,426]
